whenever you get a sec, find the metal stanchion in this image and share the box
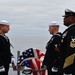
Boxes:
[17,51,20,75]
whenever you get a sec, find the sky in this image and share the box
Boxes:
[0,0,75,36]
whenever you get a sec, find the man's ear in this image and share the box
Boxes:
[69,16,73,21]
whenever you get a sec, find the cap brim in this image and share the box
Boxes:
[62,15,65,17]
[62,15,69,17]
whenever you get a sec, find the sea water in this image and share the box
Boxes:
[8,36,50,75]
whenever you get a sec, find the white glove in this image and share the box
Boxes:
[63,73,72,75]
[51,66,58,72]
[0,66,5,72]
[11,57,15,66]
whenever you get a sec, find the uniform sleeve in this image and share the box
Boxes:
[0,38,1,48]
[0,37,3,66]
[66,29,75,52]
[62,28,75,60]
[61,28,75,73]
[52,35,61,53]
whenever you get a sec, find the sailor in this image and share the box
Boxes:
[59,9,75,75]
[42,21,61,75]
[0,20,15,75]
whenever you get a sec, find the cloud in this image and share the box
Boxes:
[0,0,75,36]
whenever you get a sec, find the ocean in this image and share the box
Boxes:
[8,36,50,75]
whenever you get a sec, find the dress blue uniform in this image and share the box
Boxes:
[43,31,61,75]
[0,20,14,75]
[59,9,75,75]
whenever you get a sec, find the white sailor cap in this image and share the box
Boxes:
[49,21,59,27]
[0,20,10,26]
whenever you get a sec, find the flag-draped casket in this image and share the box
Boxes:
[17,48,46,75]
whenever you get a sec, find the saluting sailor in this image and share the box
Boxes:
[59,9,75,75]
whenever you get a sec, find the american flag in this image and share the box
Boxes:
[17,48,46,75]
